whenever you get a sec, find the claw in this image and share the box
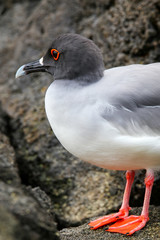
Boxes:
[88,208,130,230]
[106,215,149,235]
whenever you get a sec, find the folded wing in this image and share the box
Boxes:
[101,63,160,135]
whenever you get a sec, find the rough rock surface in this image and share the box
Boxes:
[0,183,59,240]
[0,105,59,240]
[0,0,160,239]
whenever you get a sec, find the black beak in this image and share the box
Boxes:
[15,58,47,78]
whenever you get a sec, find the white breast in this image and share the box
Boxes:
[45,80,160,171]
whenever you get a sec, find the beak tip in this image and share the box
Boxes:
[15,65,26,79]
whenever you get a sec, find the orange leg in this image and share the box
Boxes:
[89,170,135,229]
[107,169,154,235]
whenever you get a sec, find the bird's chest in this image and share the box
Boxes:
[45,82,99,157]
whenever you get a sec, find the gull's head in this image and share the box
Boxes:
[15,34,104,82]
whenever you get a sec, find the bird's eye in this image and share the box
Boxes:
[51,49,60,61]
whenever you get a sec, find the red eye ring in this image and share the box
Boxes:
[51,49,60,61]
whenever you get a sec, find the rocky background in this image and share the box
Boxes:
[0,0,160,239]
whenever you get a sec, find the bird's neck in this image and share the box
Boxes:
[55,70,104,86]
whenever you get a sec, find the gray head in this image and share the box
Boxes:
[16,34,104,83]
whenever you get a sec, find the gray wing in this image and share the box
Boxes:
[101,63,160,135]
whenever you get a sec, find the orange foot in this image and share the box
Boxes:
[106,215,149,235]
[88,208,130,230]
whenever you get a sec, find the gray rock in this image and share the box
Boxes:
[0,132,20,185]
[0,104,20,185]
[0,182,60,240]
[0,104,59,239]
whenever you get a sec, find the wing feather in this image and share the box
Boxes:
[101,63,160,134]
